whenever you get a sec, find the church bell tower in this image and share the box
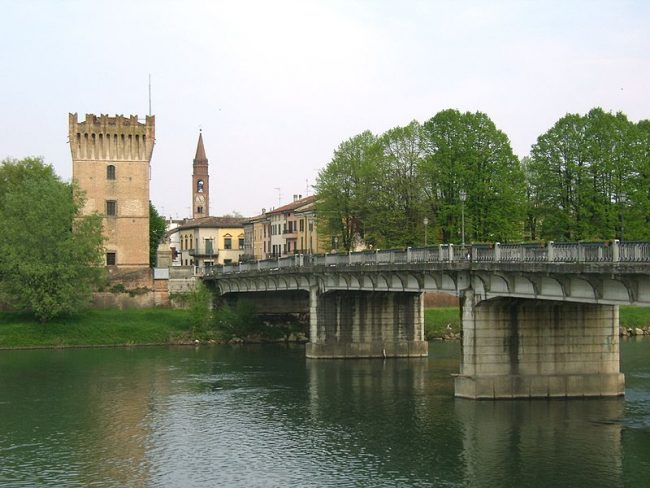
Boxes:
[192,131,209,219]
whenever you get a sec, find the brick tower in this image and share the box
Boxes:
[69,113,155,268]
[192,131,209,219]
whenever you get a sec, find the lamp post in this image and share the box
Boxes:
[459,190,467,248]
[619,192,627,241]
[423,217,429,247]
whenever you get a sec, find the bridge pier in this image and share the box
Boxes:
[306,289,428,359]
[455,292,625,399]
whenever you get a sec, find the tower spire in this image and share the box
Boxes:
[192,131,209,219]
[194,131,207,164]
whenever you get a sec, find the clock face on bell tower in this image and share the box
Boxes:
[192,131,209,219]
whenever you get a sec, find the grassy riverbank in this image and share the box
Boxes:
[423,305,650,340]
[0,309,193,349]
[1,306,649,349]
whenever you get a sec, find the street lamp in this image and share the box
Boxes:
[459,190,467,248]
[423,217,429,247]
[619,192,628,241]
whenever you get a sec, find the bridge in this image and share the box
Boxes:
[204,240,650,399]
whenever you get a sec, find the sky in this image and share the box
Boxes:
[1,0,649,219]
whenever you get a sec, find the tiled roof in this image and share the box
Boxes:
[178,216,245,230]
[266,195,316,215]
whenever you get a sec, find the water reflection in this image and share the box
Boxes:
[455,398,624,487]
[0,342,647,487]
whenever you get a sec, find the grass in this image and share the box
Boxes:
[1,305,649,349]
[620,306,650,329]
[0,308,194,349]
[424,308,461,340]
[424,306,650,340]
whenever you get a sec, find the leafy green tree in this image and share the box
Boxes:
[0,157,104,322]
[421,110,525,243]
[149,202,166,267]
[315,131,382,250]
[375,120,426,247]
[634,120,650,238]
[528,108,643,240]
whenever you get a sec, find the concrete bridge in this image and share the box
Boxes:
[204,241,650,399]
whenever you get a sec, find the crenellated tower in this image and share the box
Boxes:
[69,112,155,268]
[192,131,209,219]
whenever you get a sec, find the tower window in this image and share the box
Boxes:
[197,179,204,192]
[106,252,116,266]
[107,164,116,180]
[106,200,117,216]
[197,206,203,214]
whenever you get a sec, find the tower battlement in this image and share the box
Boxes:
[68,112,155,161]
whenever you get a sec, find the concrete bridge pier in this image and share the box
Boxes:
[306,289,429,359]
[455,291,625,399]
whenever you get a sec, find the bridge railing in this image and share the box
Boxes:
[203,240,650,277]
[620,241,650,262]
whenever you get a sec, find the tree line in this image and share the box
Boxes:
[315,108,650,250]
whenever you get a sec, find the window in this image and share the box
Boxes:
[107,164,116,180]
[197,179,204,192]
[106,252,116,266]
[197,206,203,214]
[106,200,117,216]
[224,235,232,249]
[300,219,304,232]
[309,220,314,231]
[238,238,245,250]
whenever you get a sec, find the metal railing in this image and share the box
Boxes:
[204,240,650,277]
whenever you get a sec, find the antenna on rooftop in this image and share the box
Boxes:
[148,74,152,116]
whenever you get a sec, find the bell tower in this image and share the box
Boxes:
[192,131,209,219]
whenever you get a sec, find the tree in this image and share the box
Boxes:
[375,120,427,247]
[528,108,643,241]
[421,110,525,243]
[315,131,382,250]
[0,157,105,322]
[149,202,166,267]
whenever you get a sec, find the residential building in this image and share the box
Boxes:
[264,195,322,257]
[242,211,267,261]
[177,217,246,270]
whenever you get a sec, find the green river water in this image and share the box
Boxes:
[0,339,649,487]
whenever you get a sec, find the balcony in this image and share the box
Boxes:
[188,246,217,257]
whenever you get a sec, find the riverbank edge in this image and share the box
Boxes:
[1,307,649,350]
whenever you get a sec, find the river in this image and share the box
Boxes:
[0,339,649,487]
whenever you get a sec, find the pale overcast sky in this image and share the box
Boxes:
[1,0,649,218]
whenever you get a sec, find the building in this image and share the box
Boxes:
[69,113,155,269]
[254,195,322,258]
[192,131,209,219]
[177,217,246,270]
[242,211,263,261]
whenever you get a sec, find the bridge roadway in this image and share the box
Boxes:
[204,241,650,399]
